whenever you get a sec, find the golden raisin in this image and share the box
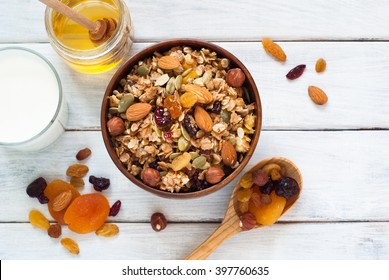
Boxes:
[262,38,287,62]
[66,164,89,178]
[29,210,50,230]
[163,95,182,119]
[315,58,327,73]
[239,172,253,189]
[236,187,253,202]
[180,92,198,108]
[70,177,85,188]
[61,238,79,254]
[95,224,119,237]
[182,70,199,84]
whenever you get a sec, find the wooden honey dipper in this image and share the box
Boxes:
[40,0,116,43]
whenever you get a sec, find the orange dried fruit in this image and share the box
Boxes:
[163,95,182,119]
[239,172,253,189]
[182,70,199,84]
[261,38,287,62]
[29,210,50,230]
[315,58,327,73]
[64,193,110,234]
[66,164,89,178]
[44,179,80,225]
[61,237,79,254]
[180,92,198,108]
[249,191,286,226]
[95,223,119,237]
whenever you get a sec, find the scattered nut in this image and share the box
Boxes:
[76,147,92,161]
[107,116,125,136]
[226,68,246,88]
[308,85,328,105]
[150,212,167,232]
[205,166,225,184]
[141,167,161,187]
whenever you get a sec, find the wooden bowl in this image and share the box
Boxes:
[101,39,262,198]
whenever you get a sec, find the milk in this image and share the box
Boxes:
[0,48,67,151]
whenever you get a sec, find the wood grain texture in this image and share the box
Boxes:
[1,222,388,259]
[2,42,389,130]
[1,131,389,223]
[2,0,389,42]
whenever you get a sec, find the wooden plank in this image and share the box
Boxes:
[1,130,389,222]
[2,0,389,42]
[2,42,389,130]
[0,222,388,259]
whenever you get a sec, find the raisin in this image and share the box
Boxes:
[190,169,208,191]
[182,113,198,137]
[180,92,198,109]
[26,177,47,198]
[239,172,253,189]
[262,38,287,62]
[154,106,171,130]
[66,164,89,178]
[109,200,121,216]
[315,58,326,73]
[61,238,79,254]
[163,95,182,119]
[275,177,300,199]
[95,223,119,237]
[89,176,110,192]
[260,179,274,195]
[286,64,306,80]
[29,210,50,230]
[37,193,49,204]
[211,101,222,113]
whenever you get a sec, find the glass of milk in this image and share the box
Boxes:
[0,47,67,151]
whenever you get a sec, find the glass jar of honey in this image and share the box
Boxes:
[45,0,133,74]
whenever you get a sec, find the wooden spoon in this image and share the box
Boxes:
[185,157,303,260]
[40,0,116,43]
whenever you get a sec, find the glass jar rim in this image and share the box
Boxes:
[44,0,125,60]
[0,47,63,146]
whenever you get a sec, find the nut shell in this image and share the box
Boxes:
[226,68,246,88]
[141,167,161,187]
[107,117,125,136]
[240,212,257,231]
[205,166,225,184]
[150,212,167,232]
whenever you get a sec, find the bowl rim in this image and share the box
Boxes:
[101,38,262,198]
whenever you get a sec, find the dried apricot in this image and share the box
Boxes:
[315,58,326,73]
[29,210,50,230]
[44,179,80,225]
[249,191,286,226]
[64,193,110,234]
[61,237,79,254]
[262,38,287,62]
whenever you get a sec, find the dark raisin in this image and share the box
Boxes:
[286,64,306,80]
[149,160,159,170]
[109,200,121,216]
[26,177,47,198]
[275,177,300,199]
[210,101,222,113]
[37,193,49,204]
[260,178,274,195]
[190,169,209,192]
[223,165,234,177]
[89,175,110,192]
[182,113,198,137]
[154,106,171,130]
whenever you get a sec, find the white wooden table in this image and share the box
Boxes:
[1,0,389,260]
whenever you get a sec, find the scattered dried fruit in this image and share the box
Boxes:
[89,176,110,192]
[76,148,92,161]
[262,38,286,62]
[48,223,62,238]
[29,210,50,230]
[180,92,198,108]
[249,191,286,226]
[308,85,328,105]
[150,212,167,232]
[61,237,79,254]
[66,164,89,178]
[109,200,121,216]
[239,172,253,189]
[163,95,182,119]
[315,58,326,73]
[226,68,246,88]
[26,177,47,198]
[286,64,306,80]
[70,177,85,188]
[95,223,119,237]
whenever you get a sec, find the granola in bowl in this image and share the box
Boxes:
[102,40,261,197]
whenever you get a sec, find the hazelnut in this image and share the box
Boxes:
[150,212,167,232]
[252,169,269,186]
[226,68,246,88]
[205,166,225,184]
[141,167,161,187]
[107,117,125,136]
[239,212,256,231]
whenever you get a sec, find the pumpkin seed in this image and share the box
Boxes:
[178,136,189,151]
[192,156,206,169]
[166,77,176,94]
[202,70,212,84]
[199,162,211,170]
[169,152,182,160]
[189,151,200,160]
[221,110,231,124]
[243,87,251,103]
[155,74,169,86]
[137,65,149,76]
[182,68,192,77]
[109,107,119,115]
[118,94,134,113]
[180,124,191,141]
[175,75,183,90]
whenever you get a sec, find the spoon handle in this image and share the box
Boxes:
[39,0,97,32]
[185,211,241,260]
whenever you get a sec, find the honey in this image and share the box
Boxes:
[45,0,133,74]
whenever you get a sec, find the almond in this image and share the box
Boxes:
[157,56,180,70]
[221,140,237,167]
[52,190,72,212]
[185,84,213,104]
[308,86,328,105]
[125,103,152,121]
[194,105,213,132]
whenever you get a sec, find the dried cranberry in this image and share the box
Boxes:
[260,178,274,195]
[154,106,171,130]
[109,200,121,216]
[286,64,306,80]
[89,175,110,192]
[37,193,49,204]
[182,113,198,137]
[275,177,300,199]
[211,101,222,113]
[26,177,47,198]
[164,131,172,140]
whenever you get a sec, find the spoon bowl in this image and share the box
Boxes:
[185,157,303,260]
